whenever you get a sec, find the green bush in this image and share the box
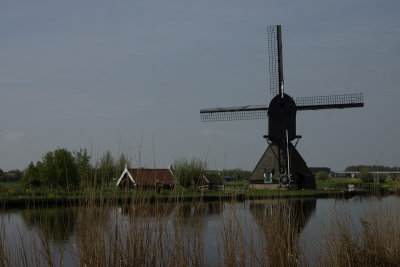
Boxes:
[315,171,329,180]
[171,157,207,188]
[375,173,387,184]
[359,168,373,183]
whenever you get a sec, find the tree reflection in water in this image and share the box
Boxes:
[21,207,78,243]
[7,198,316,266]
[2,197,399,265]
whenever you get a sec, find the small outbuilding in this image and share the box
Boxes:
[116,166,175,190]
[196,173,224,191]
[222,175,234,182]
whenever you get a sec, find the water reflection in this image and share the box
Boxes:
[248,199,316,266]
[174,202,211,227]
[20,207,78,243]
[120,202,174,217]
[14,199,315,249]
[249,198,316,230]
[3,197,396,266]
[208,201,223,215]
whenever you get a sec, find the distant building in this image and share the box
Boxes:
[196,173,224,191]
[116,166,175,190]
[222,175,234,182]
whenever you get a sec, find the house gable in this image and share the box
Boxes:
[116,166,135,186]
[116,167,175,188]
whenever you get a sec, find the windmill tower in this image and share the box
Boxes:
[200,25,364,189]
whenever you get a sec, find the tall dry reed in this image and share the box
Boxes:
[253,200,307,266]
[1,195,400,267]
[220,203,247,266]
[74,197,205,267]
[219,199,309,267]
[319,198,400,267]
[0,218,10,267]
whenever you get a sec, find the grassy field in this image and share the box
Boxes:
[316,177,400,191]
[315,178,362,189]
[0,181,22,189]
[223,181,248,186]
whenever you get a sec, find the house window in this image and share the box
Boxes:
[264,172,272,183]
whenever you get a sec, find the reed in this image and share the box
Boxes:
[218,198,309,267]
[0,218,10,267]
[73,196,205,266]
[0,191,399,266]
[319,198,400,267]
[254,200,307,266]
[220,203,246,266]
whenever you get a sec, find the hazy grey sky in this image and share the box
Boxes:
[1,0,399,171]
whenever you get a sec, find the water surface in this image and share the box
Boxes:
[1,196,398,266]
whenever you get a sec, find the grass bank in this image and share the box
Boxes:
[1,178,399,208]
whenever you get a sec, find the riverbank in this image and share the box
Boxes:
[1,187,397,209]
[2,178,399,209]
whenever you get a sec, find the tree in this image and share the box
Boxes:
[23,162,42,187]
[0,168,5,182]
[115,153,130,178]
[97,150,115,187]
[172,157,207,188]
[359,168,373,183]
[7,169,23,182]
[35,161,45,184]
[315,171,329,180]
[74,148,92,187]
[21,148,95,190]
[376,173,387,184]
[42,148,78,189]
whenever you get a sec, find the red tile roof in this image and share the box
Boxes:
[127,168,175,186]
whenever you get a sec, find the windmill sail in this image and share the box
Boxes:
[200,105,268,122]
[295,93,364,111]
[267,25,283,96]
[199,25,364,190]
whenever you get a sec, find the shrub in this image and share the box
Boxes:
[359,168,373,183]
[171,158,207,188]
[315,171,329,180]
[376,173,387,184]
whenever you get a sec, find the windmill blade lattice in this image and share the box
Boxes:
[267,25,282,96]
[200,105,268,122]
[295,93,364,111]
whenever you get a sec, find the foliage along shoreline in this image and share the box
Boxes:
[2,187,397,210]
[1,147,399,209]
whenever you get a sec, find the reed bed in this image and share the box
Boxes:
[0,219,62,267]
[319,198,400,267]
[242,200,308,267]
[74,197,206,267]
[0,196,399,266]
[220,202,248,266]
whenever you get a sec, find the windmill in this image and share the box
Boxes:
[200,25,364,189]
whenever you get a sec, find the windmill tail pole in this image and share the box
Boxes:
[286,129,291,180]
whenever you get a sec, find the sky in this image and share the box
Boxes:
[1,0,400,171]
